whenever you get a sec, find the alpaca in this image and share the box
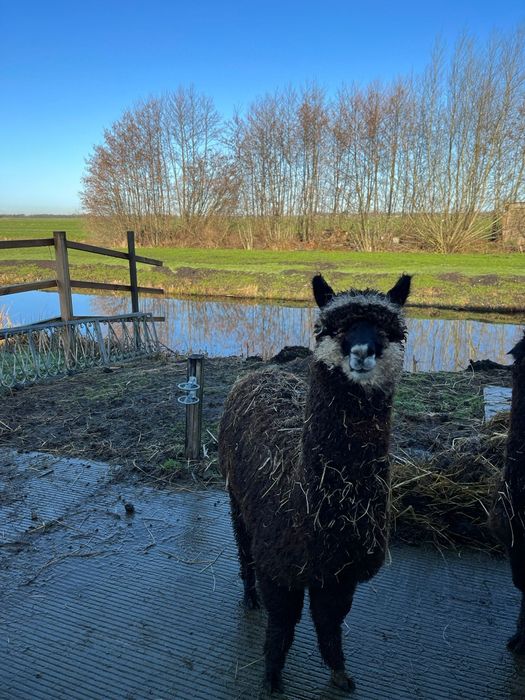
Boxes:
[219,273,411,693]
[492,331,525,653]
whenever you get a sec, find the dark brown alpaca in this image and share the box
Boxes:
[219,273,411,694]
[492,331,525,653]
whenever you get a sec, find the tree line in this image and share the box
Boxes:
[81,30,525,252]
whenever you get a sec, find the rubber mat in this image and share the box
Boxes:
[1,450,525,700]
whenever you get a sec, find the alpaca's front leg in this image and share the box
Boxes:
[229,493,260,609]
[309,582,356,692]
[259,577,304,693]
[508,592,525,654]
[508,546,525,654]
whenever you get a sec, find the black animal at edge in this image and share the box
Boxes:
[492,331,525,654]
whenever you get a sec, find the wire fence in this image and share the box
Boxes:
[0,313,160,388]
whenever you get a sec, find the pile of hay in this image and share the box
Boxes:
[391,413,509,550]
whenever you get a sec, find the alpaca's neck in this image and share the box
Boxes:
[508,359,525,472]
[301,361,393,498]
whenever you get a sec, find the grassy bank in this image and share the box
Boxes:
[0,217,524,312]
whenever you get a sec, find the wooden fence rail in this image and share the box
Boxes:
[0,238,54,249]
[66,239,163,267]
[0,230,164,322]
[0,280,58,296]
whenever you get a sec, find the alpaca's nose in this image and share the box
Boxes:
[349,344,376,372]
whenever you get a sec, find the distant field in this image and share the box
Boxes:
[0,217,524,313]
[0,216,90,241]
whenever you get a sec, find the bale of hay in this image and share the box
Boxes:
[391,413,509,550]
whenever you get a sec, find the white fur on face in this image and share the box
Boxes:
[349,343,377,372]
[314,336,404,392]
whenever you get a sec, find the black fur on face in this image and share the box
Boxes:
[312,273,411,389]
[342,321,385,358]
[314,293,408,346]
[312,273,411,345]
[341,321,386,373]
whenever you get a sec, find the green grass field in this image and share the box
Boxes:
[0,216,524,313]
[0,216,90,241]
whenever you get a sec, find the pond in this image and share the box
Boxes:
[2,290,523,372]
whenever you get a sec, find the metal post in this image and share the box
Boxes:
[185,354,204,460]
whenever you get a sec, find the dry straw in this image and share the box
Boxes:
[391,413,508,550]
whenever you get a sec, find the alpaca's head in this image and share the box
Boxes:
[312,273,411,390]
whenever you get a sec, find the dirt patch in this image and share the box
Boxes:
[281,269,310,276]
[438,272,466,283]
[173,267,212,281]
[474,274,501,286]
[0,355,246,484]
[0,259,56,270]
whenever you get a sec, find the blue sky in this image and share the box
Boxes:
[1,0,524,214]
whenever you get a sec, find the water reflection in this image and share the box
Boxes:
[404,318,518,372]
[3,290,523,372]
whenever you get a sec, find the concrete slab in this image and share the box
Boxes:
[0,448,111,542]
[1,450,525,700]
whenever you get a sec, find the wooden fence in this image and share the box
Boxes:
[0,231,165,387]
[0,230,164,322]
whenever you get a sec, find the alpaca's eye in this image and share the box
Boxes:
[385,331,400,343]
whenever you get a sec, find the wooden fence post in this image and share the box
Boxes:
[185,354,204,460]
[53,230,74,364]
[127,230,141,350]
[53,231,73,321]
[127,231,139,313]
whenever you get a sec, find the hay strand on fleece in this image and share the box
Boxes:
[226,366,509,551]
[223,368,305,497]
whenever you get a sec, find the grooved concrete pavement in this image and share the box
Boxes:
[1,449,525,700]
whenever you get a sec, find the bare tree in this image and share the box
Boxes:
[296,85,328,241]
[327,84,409,250]
[163,87,237,237]
[82,28,525,251]
[229,88,303,244]
[410,32,525,251]
[82,89,235,245]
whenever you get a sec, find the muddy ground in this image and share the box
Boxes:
[0,351,513,548]
[0,352,511,470]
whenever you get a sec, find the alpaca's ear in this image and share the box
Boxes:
[387,274,411,306]
[312,274,335,308]
[509,331,525,362]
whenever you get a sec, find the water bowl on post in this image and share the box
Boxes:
[178,354,204,459]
